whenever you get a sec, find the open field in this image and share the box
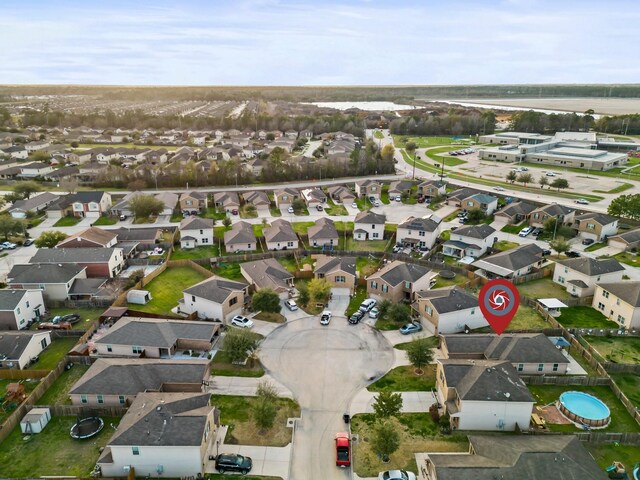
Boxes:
[443,97,640,115]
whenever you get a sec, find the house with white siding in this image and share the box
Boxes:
[353,210,386,241]
[0,331,51,369]
[553,257,625,298]
[0,289,45,330]
[442,224,496,258]
[178,277,247,322]
[179,216,214,249]
[413,286,485,335]
[397,215,441,250]
[592,281,640,330]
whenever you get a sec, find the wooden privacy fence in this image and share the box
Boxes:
[36,405,127,417]
[520,375,610,386]
[0,369,50,380]
[602,363,640,374]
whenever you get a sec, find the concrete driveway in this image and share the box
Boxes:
[259,317,395,480]
[208,374,293,398]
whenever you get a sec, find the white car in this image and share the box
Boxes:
[575,198,589,205]
[493,187,505,192]
[320,310,332,325]
[230,315,254,328]
[394,195,402,202]
[368,307,380,319]
[284,299,298,311]
[545,171,557,177]
[518,226,533,237]
[378,470,417,480]
[287,206,294,213]
[359,298,377,313]
[373,200,381,207]
[351,202,358,208]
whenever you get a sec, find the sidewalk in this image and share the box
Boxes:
[208,373,293,398]
[349,389,437,415]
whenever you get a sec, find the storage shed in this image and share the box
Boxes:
[126,289,152,305]
[20,407,51,434]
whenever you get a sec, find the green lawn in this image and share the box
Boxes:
[501,223,526,235]
[211,349,264,378]
[339,236,389,252]
[212,262,243,280]
[584,336,640,364]
[610,373,640,408]
[291,221,314,234]
[557,306,619,329]
[585,242,607,252]
[432,273,469,289]
[171,245,220,260]
[278,256,299,273]
[132,216,156,224]
[240,206,259,219]
[586,443,639,472]
[509,305,549,330]
[128,266,208,314]
[0,378,40,424]
[368,364,436,392]
[356,256,381,277]
[395,336,439,351]
[29,337,79,370]
[393,135,456,148]
[345,286,367,316]
[53,216,82,227]
[493,240,519,251]
[324,198,348,216]
[373,130,384,139]
[46,307,104,331]
[91,216,118,226]
[528,384,640,432]
[612,251,640,267]
[202,207,228,221]
[0,415,121,478]
[269,206,282,217]
[516,278,572,301]
[593,182,634,194]
[426,146,468,167]
[37,364,90,405]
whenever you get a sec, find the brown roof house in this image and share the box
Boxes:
[355,179,382,198]
[274,187,299,208]
[242,191,270,212]
[608,227,640,251]
[327,185,355,204]
[314,255,357,294]
[56,227,118,248]
[367,260,435,303]
[223,221,257,253]
[179,191,208,215]
[528,204,575,229]
[213,191,240,213]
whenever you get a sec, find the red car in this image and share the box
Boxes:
[335,432,351,467]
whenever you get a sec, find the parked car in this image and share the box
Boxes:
[566,251,581,258]
[582,238,595,246]
[351,202,358,208]
[378,470,417,480]
[316,204,324,211]
[545,171,557,177]
[1,242,16,249]
[368,307,380,319]
[215,454,253,475]
[23,239,33,246]
[532,228,542,237]
[231,209,239,215]
[394,195,402,202]
[287,206,294,213]
[284,299,298,311]
[335,432,351,467]
[230,315,254,328]
[373,200,381,207]
[349,310,365,324]
[542,249,552,256]
[359,298,377,312]
[493,187,505,192]
[119,214,127,221]
[458,218,467,224]
[575,198,589,205]
[518,226,533,237]
[368,196,376,203]
[320,310,332,325]
[400,322,423,335]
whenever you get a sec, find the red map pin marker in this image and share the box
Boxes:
[478,279,520,335]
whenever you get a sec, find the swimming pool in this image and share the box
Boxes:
[558,391,610,427]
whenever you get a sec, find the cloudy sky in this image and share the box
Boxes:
[1,0,638,85]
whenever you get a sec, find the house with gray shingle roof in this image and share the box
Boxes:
[274,187,300,208]
[8,192,59,219]
[472,243,544,280]
[179,276,247,322]
[7,264,88,302]
[573,212,618,242]
[69,358,210,406]
[240,258,294,298]
[179,216,214,249]
[443,224,496,258]
[29,247,124,278]
[327,185,355,204]
[264,219,298,250]
[353,210,386,241]
[441,333,569,374]
[593,281,640,330]
[314,255,357,294]
[354,179,382,198]
[0,289,45,330]
[0,331,51,369]
[529,203,575,229]
[308,218,339,249]
[413,286,485,334]
[242,191,270,211]
[494,201,536,224]
[608,227,640,251]
[300,187,327,208]
[553,257,625,297]
[417,180,446,199]
[97,392,216,478]
[223,221,257,252]
[56,227,118,249]
[436,359,535,431]
[367,260,435,303]
[397,215,441,250]
[388,180,414,197]
[462,193,499,215]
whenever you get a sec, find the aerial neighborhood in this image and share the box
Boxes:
[1,98,640,480]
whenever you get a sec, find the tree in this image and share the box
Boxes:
[538,175,549,189]
[129,194,164,219]
[405,141,417,180]
[128,179,147,191]
[506,171,517,183]
[386,303,411,325]
[60,177,79,194]
[550,178,570,191]
[465,208,485,224]
[0,216,24,240]
[13,181,41,200]
[70,141,79,148]
[291,198,306,213]
[34,230,68,248]
[377,299,392,319]
[543,217,572,239]
[380,144,395,162]
[252,289,282,313]
[406,337,435,375]
[223,328,259,364]
[252,380,279,432]
[372,391,403,418]
[297,282,310,306]
[517,172,533,186]
[608,194,640,221]
[370,420,400,462]
[549,237,571,258]
[307,278,331,305]
[222,216,232,228]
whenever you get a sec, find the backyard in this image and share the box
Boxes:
[127,266,209,314]
[586,443,639,473]
[338,236,390,252]
[36,364,90,405]
[557,306,619,329]
[0,378,40,424]
[0,415,120,477]
[356,256,381,277]
[171,245,220,260]
[29,337,80,371]
[610,372,640,408]
[516,277,571,301]
[46,307,104,331]
[212,262,243,281]
[583,336,640,364]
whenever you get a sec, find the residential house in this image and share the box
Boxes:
[327,185,355,205]
[43,166,79,182]
[93,318,220,358]
[442,224,496,258]
[111,192,176,217]
[367,260,435,303]
[436,359,535,431]
[18,162,54,178]
[314,256,357,294]
[264,219,298,250]
[413,287,485,335]
[354,179,382,198]
[284,129,298,139]
[472,244,544,280]
[308,218,339,249]
[69,191,113,218]
[388,180,414,197]
[0,289,45,330]
[97,392,217,479]
[529,204,575,229]
[111,227,163,245]
[179,277,247,322]
[179,217,214,249]
[29,247,125,278]
[68,359,210,406]
[154,192,179,216]
[274,188,299,208]
[593,281,640,330]
[353,211,386,241]
[223,221,257,253]
[7,264,87,302]
[397,215,441,250]
[1,145,28,159]
[213,191,240,213]
[573,212,619,242]
[494,201,536,224]
[240,258,294,298]
[24,140,50,152]
[440,333,570,374]
[608,227,640,251]
[0,331,51,369]
[242,191,270,212]
[301,188,327,208]
[56,227,118,249]
[417,180,446,199]
[461,193,499,215]
[179,192,208,215]
[417,435,604,480]
[245,157,265,175]
[8,191,59,219]
[553,257,625,298]
[445,187,480,207]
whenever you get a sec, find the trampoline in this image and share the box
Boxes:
[70,416,104,439]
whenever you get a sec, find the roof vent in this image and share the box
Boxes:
[156,406,162,411]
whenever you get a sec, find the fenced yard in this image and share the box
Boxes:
[557,306,620,329]
[583,336,640,364]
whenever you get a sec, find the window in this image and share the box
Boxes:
[597,302,605,310]
[287,241,294,247]
[405,281,411,289]
[586,223,596,230]
[132,447,140,456]
[419,231,425,237]
[371,224,376,229]
[247,243,251,249]
[107,345,113,353]
[26,301,29,308]
[371,281,378,289]
[119,395,126,405]
[192,295,196,302]
[80,395,88,404]
[517,364,524,372]
[200,229,203,234]
[470,308,475,315]
[617,315,625,324]
[597,276,601,281]
[97,395,104,404]
[564,267,568,274]
[603,290,610,299]
[372,232,379,238]
[558,276,565,284]
[553,363,559,372]
[616,298,620,305]
[229,297,238,306]
[335,275,345,283]
[283,195,288,201]
[132,346,143,354]
[202,238,209,244]
[537,363,544,372]
[425,306,433,315]
[16,307,20,315]
[40,338,48,349]
[382,284,388,293]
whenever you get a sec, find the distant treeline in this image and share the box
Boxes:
[389,111,497,136]
[1,84,640,102]
[510,111,640,135]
